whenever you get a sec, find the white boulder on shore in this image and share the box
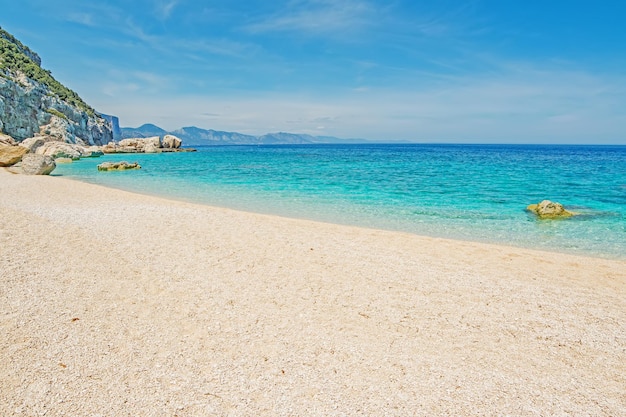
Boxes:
[18,136,104,159]
[103,134,185,153]
[0,144,28,167]
[20,154,56,175]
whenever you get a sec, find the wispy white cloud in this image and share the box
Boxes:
[155,0,180,20]
[61,3,126,28]
[177,38,263,59]
[60,4,162,46]
[121,18,158,43]
[98,69,172,97]
[67,7,258,61]
[244,0,377,35]
[410,2,491,39]
[66,12,96,27]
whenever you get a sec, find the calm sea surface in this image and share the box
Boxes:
[53,144,626,259]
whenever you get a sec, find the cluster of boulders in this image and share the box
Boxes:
[1,133,107,175]
[102,134,185,154]
[1,133,57,174]
[0,131,190,175]
[20,137,104,159]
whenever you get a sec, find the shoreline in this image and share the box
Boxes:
[1,169,625,415]
[48,143,626,262]
[52,167,626,262]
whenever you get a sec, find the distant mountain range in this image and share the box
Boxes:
[120,124,369,146]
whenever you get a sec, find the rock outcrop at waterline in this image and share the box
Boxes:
[0,131,191,173]
[102,134,191,154]
[17,136,103,160]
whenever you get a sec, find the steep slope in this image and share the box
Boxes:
[0,26,112,145]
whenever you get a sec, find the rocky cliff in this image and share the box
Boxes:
[0,27,113,145]
[99,113,122,141]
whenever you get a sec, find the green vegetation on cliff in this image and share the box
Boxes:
[0,27,95,116]
[45,108,69,120]
[0,27,40,65]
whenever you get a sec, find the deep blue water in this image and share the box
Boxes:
[53,144,626,259]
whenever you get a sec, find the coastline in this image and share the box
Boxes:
[50,143,626,261]
[1,168,625,415]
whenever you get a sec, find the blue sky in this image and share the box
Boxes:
[3,0,626,143]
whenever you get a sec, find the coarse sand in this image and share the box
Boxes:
[1,168,625,416]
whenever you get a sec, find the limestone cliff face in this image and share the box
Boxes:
[99,113,122,141]
[0,75,112,145]
[0,27,113,145]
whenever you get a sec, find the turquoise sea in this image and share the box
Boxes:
[53,144,626,260]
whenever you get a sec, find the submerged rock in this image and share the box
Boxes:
[526,200,575,219]
[97,161,141,171]
[21,154,56,175]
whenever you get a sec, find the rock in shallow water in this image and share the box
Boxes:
[526,200,575,219]
[97,161,141,171]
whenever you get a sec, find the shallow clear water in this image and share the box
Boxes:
[53,144,626,259]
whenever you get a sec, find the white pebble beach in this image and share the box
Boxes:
[1,168,625,416]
